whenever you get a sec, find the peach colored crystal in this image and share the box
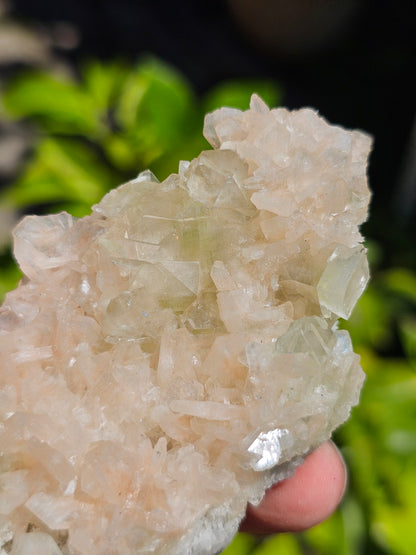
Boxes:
[0,95,371,554]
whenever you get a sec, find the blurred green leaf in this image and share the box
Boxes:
[221,533,257,555]
[116,57,199,166]
[372,463,416,555]
[303,510,346,555]
[337,349,416,553]
[102,133,140,170]
[252,533,301,555]
[340,495,367,555]
[398,316,416,369]
[301,495,366,555]
[203,80,282,113]
[365,239,383,270]
[1,138,115,211]
[382,268,416,304]
[0,251,22,304]
[82,59,129,113]
[3,72,102,136]
[342,287,394,350]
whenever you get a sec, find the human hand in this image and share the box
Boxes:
[240,441,347,534]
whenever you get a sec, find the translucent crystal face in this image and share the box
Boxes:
[0,95,371,555]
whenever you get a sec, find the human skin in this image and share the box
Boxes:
[240,441,347,534]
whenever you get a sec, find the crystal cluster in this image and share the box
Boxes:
[0,95,371,554]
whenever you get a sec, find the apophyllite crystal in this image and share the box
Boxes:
[0,95,371,554]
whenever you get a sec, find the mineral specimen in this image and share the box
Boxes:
[0,95,371,554]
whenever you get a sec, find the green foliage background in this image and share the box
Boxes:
[0,58,415,555]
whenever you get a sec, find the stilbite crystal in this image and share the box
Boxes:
[0,95,371,554]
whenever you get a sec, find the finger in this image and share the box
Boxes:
[240,440,347,534]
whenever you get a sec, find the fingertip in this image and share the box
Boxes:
[240,440,347,534]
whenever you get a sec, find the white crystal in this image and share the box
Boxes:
[9,532,62,555]
[0,516,14,547]
[317,244,370,319]
[0,471,30,515]
[248,429,290,471]
[25,493,87,530]
[0,95,371,554]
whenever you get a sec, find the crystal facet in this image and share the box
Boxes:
[0,95,371,554]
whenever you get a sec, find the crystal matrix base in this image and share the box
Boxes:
[0,95,371,554]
